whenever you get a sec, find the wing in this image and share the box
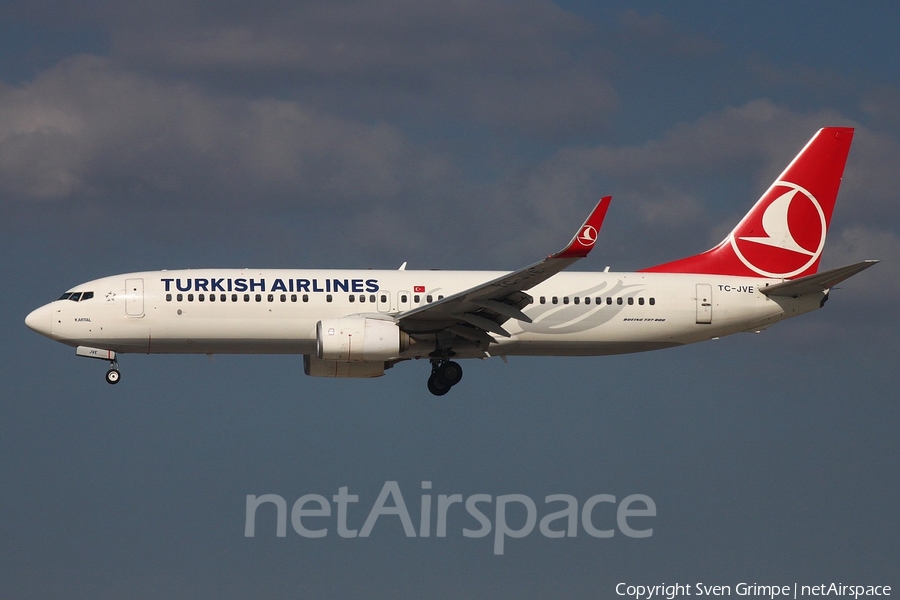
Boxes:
[396,196,612,347]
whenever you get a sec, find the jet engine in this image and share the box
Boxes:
[316,317,410,362]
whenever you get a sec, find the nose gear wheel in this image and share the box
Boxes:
[105,358,120,385]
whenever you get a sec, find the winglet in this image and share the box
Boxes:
[554,196,612,259]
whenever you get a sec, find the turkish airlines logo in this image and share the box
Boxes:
[729,181,826,278]
[577,225,597,247]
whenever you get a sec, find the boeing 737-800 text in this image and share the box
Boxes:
[25,128,876,395]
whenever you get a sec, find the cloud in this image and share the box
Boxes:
[860,86,900,127]
[0,55,450,208]
[618,10,720,57]
[105,0,618,139]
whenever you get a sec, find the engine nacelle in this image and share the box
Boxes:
[304,355,386,378]
[316,317,410,362]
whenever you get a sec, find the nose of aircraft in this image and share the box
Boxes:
[25,303,53,337]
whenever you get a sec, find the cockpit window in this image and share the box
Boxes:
[58,291,93,302]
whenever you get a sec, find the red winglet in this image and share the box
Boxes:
[554,196,612,259]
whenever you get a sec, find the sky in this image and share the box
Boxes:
[1,1,898,598]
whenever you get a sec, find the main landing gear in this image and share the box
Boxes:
[427,359,463,396]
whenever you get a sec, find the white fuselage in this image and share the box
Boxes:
[29,268,822,360]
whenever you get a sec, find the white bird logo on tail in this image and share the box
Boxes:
[738,188,815,256]
[729,180,827,278]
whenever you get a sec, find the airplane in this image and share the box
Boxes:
[25,127,877,396]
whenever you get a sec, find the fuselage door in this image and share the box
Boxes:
[125,278,144,317]
[696,283,712,324]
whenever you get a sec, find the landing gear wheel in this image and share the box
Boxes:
[105,369,120,385]
[437,361,463,386]
[427,373,451,396]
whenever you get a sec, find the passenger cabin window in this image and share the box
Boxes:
[400,294,408,303]
[649,298,656,305]
[166,293,172,301]
[349,295,355,303]
[540,297,546,304]
[627,297,634,305]
[616,297,623,305]
[426,295,433,303]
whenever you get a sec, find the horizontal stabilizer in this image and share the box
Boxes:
[759,260,878,297]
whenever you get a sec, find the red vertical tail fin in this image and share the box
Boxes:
[642,127,854,279]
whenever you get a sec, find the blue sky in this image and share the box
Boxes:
[2,2,898,598]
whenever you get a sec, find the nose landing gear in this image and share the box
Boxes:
[75,346,121,385]
[105,359,121,385]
